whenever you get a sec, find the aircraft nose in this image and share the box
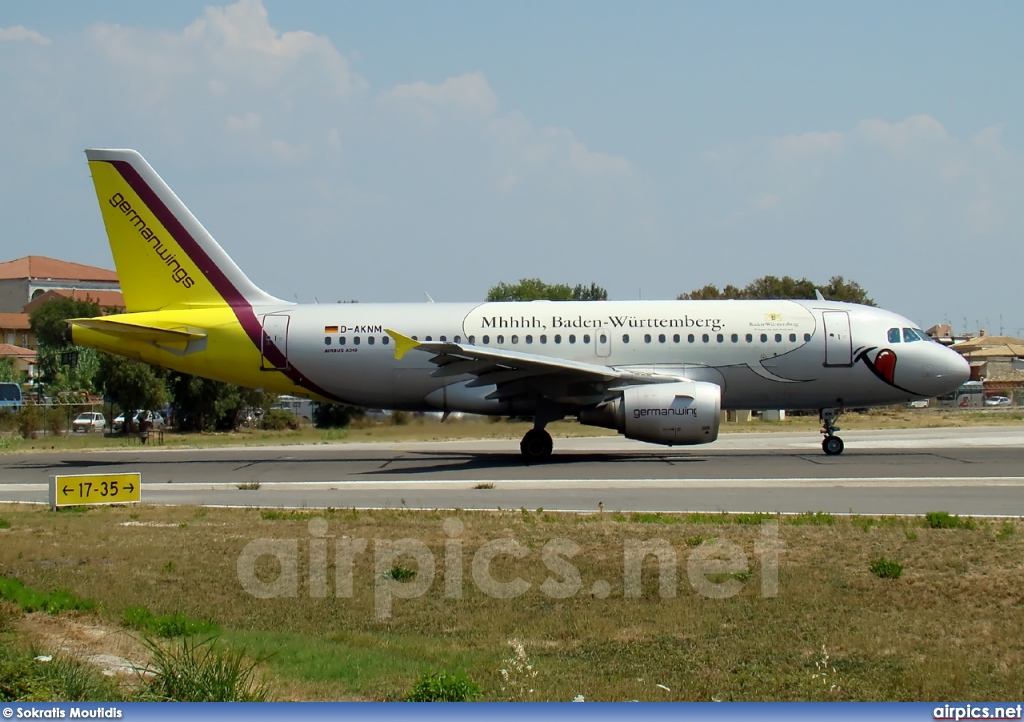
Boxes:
[947,348,971,387]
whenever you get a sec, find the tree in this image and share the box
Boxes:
[0,357,21,383]
[312,403,364,428]
[28,297,101,349]
[167,373,270,432]
[94,354,168,430]
[486,279,608,301]
[677,275,875,306]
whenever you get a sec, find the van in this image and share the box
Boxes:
[0,382,23,411]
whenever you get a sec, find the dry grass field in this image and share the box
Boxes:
[1,503,1022,701]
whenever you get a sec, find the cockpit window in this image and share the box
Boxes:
[903,328,921,343]
[914,328,933,342]
[887,328,901,344]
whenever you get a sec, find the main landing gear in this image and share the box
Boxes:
[820,408,844,456]
[520,428,553,461]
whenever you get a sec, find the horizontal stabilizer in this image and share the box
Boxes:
[68,317,207,351]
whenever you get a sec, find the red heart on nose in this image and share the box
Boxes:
[874,349,897,383]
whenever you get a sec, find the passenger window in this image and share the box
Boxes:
[599,333,607,343]
[569,334,577,344]
[340,337,346,346]
[439,336,446,342]
[673,334,680,343]
[454,335,461,343]
[644,334,652,343]
[497,335,505,344]
[774,334,782,343]
[888,328,901,344]
[482,335,490,345]
[903,328,920,343]
[622,334,630,343]
[425,336,432,341]
[554,334,562,344]
[526,335,533,344]
[717,334,724,343]
[540,335,547,343]
[745,334,753,343]
[659,334,666,343]
[760,334,768,343]
[382,336,390,345]
[789,333,796,342]
[584,334,591,344]
[731,334,738,343]
[368,336,375,345]
[511,335,519,344]
[702,334,709,343]
[688,334,695,343]
[804,333,811,342]
[354,337,361,345]
[324,337,331,346]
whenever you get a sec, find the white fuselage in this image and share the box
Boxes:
[255,298,969,413]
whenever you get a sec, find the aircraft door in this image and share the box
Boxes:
[822,311,852,367]
[261,314,290,370]
[596,329,612,357]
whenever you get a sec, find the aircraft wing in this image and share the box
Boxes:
[385,328,685,404]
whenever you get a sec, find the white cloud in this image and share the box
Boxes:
[854,114,947,150]
[0,0,650,305]
[0,25,51,45]
[381,72,499,116]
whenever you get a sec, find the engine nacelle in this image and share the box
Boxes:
[578,381,721,446]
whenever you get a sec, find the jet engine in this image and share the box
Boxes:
[578,380,721,446]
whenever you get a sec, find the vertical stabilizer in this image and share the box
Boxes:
[84,149,284,312]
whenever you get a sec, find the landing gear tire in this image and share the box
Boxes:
[822,435,845,456]
[520,428,553,461]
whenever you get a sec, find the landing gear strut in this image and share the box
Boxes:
[520,428,553,461]
[820,408,844,456]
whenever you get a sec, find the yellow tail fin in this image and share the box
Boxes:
[85,149,282,312]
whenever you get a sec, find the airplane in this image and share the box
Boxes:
[71,149,971,460]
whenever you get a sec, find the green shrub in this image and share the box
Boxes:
[996,521,1016,539]
[389,565,416,582]
[391,410,410,426]
[261,409,298,431]
[925,511,975,530]
[123,605,219,637]
[0,518,10,530]
[786,511,836,526]
[139,635,270,701]
[16,406,40,439]
[869,557,903,579]
[405,669,480,702]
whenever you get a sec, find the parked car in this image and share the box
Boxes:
[985,396,1011,407]
[113,410,167,432]
[136,410,166,430]
[72,412,106,433]
[907,399,929,409]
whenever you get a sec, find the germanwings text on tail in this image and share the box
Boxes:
[72,149,970,459]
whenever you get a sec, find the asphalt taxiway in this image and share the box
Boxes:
[0,427,1021,515]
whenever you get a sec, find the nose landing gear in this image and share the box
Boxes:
[820,408,844,455]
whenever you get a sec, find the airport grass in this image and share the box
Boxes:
[0,503,1022,701]
[0,408,1022,454]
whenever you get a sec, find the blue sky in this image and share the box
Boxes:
[2,0,1022,334]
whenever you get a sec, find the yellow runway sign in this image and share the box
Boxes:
[49,472,141,509]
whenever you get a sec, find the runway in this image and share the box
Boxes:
[0,427,1022,515]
